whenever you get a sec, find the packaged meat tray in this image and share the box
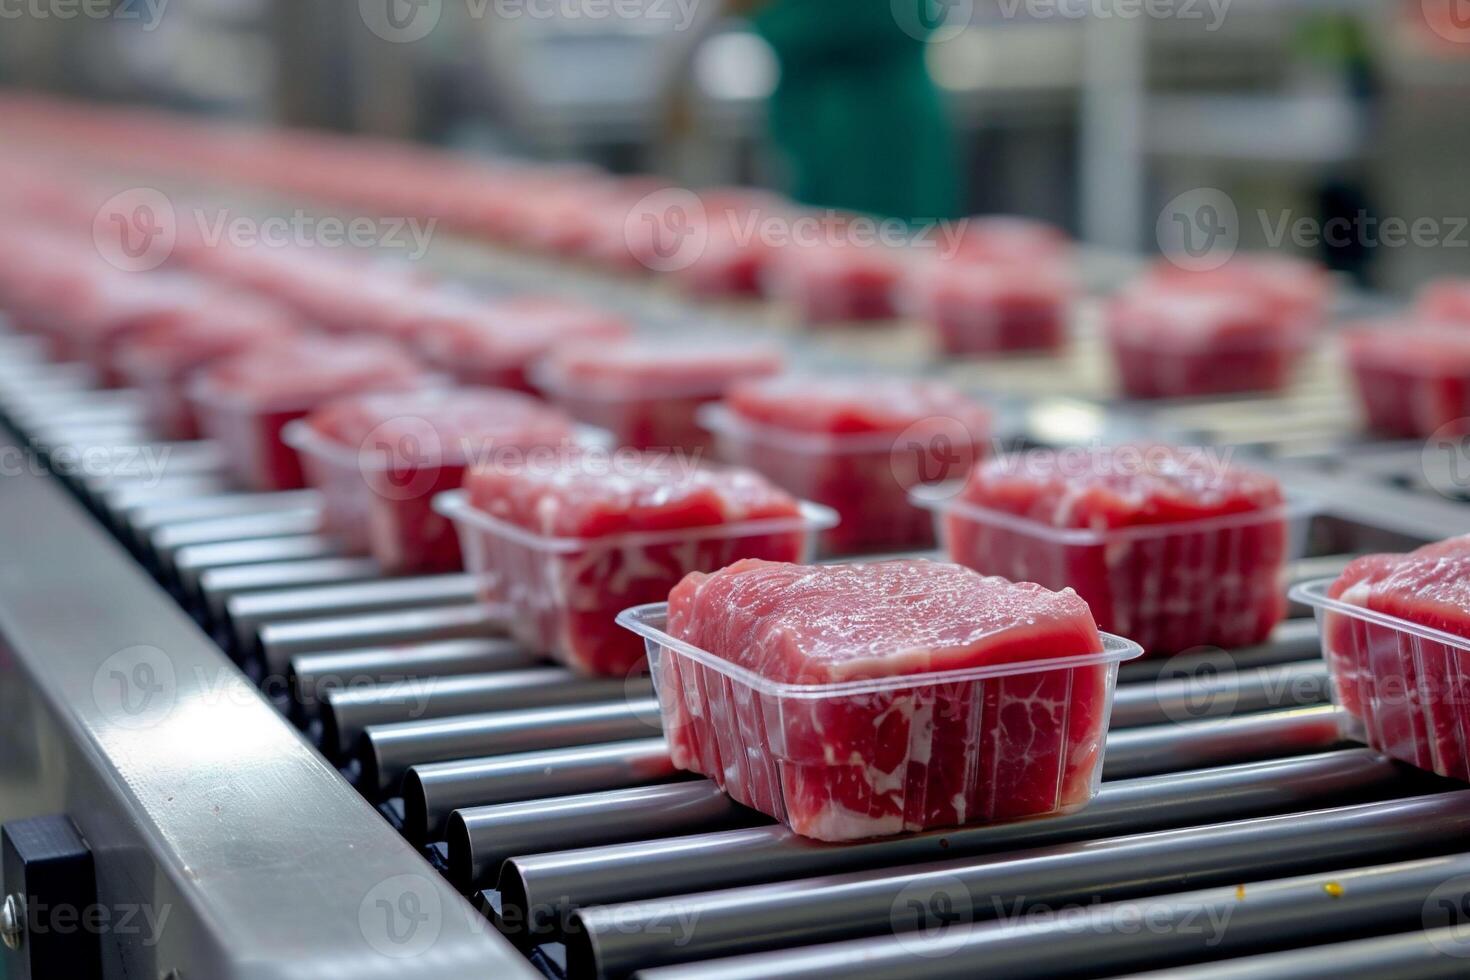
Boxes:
[437,457,835,676]
[531,340,784,453]
[1415,278,1470,326]
[1343,321,1470,438]
[189,336,435,491]
[284,387,581,572]
[906,257,1073,356]
[929,444,1298,656]
[1141,253,1332,329]
[1104,286,1313,399]
[705,376,991,555]
[114,299,301,441]
[1293,535,1470,782]
[946,216,1071,264]
[762,236,903,325]
[618,559,1142,841]
[411,296,633,393]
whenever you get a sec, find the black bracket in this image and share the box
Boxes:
[1,815,101,980]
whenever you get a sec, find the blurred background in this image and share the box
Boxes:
[2,0,1468,293]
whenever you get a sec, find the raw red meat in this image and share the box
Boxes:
[908,257,1073,355]
[114,297,301,440]
[190,336,432,491]
[1104,285,1312,399]
[947,216,1070,264]
[1320,535,1470,781]
[946,444,1289,655]
[1141,254,1332,329]
[292,387,578,573]
[1415,278,1470,326]
[764,235,903,324]
[534,341,783,453]
[658,558,1113,840]
[715,376,991,555]
[411,296,633,393]
[1344,321,1470,438]
[454,456,811,676]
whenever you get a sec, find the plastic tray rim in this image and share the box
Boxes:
[1290,578,1470,654]
[914,483,1315,546]
[434,489,839,555]
[617,601,1143,700]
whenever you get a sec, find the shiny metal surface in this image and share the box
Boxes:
[1119,928,1470,980]
[291,639,541,720]
[0,421,537,980]
[497,750,1405,940]
[631,855,1470,980]
[362,696,663,796]
[449,781,756,892]
[324,669,653,761]
[570,792,1470,978]
[259,602,507,677]
[1101,705,1348,778]
[1109,659,1330,727]
[196,554,379,621]
[405,738,685,842]
[229,574,482,653]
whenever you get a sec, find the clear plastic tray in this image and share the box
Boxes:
[435,490,837,676]
[700,403,982,555]
[617,602,1143,841]
[1292,578,1470,782]
[284,419,607,573]
[918,487,1313,656]
[187,373,443,492]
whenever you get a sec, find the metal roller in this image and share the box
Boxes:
[448,782,759,892]
[1101,705,1347,779]
[147,507,324,561]
[628,854,1470,980]
[323,669,654,761]
[259,602,507,675]
[404,738,685,842]
[1116,927,1470,980]
[227,573,482,653]
[1114,618,1322,684]
[567,791,1470,978]
[291,638,541,719]
[1109,660,1330,728]
[361,696,663,797]
[497,749,1406,941]
[195,554,379,621]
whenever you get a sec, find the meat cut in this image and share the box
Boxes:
[444,456,825,676]
[534,340,783,454]
[189,335,432,491]
[1343,321,1470,438]
[288,387,578,573]
[625,558,1134,841]
[712,376,991,555]
[1308,534,1470,782]
[942,444,1290,655]
[908,257,1073,356]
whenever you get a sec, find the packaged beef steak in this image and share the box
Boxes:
[619,558,1141,840]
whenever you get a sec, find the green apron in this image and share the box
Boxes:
[751,0,961,222]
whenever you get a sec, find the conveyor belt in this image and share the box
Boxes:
[4,325,1470,980]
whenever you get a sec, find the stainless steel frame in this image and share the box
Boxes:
[0,421,537,979]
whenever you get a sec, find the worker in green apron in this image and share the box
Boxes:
[710,0,962,223]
